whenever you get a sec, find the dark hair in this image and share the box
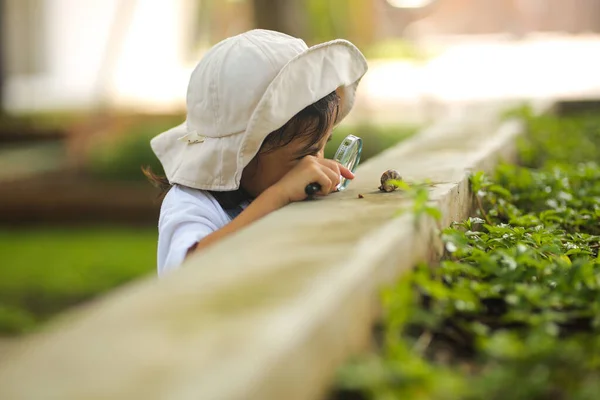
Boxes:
[143,90,340,208]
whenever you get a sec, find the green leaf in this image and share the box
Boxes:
[424,206,442,221]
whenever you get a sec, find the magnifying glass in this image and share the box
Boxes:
[305,134,363,195]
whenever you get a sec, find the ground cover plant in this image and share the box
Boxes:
[333,106,600,400]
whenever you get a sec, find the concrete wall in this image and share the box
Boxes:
[0,100,552,400]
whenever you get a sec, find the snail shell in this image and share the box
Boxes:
[379,169,402,192]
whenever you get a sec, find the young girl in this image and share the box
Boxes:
[145,29,368,276]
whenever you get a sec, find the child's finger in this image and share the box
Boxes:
[321,166,341,192]
[319,158,351,178]
[319,159,354,183]
[314,170,335,195]
[339,165,355,180]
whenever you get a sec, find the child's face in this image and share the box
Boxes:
[241,127,333,198]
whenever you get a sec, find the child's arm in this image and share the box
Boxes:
[188,156,354,255]
[186,184,288,253]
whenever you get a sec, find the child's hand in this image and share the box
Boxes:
[270,156,355,204]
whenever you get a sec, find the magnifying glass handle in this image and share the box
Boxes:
[305,183,321,196]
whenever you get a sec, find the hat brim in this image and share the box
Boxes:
[151,39,368,191]
[238,40,368,186]
[151,121,246,189]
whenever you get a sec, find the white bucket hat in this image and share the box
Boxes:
[150,29,368,191]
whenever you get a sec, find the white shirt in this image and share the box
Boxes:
[157,185,232,276]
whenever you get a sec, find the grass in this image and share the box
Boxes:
[0,227,156,335]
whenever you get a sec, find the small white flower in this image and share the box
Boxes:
[445,242,458,253]
[546,199,559,209]
[557,191,573,201]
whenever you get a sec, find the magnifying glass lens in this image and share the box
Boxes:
[333,135,362,191]
[305,134,363,195]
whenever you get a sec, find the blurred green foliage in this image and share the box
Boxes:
[0,228,156,335]
[86,118,179,181]
[87,120,418,182]
[506,105,600,169]
[306,0,350,44]
[362,39,428,61]
[327,123,418,161]
[305,0,424,60]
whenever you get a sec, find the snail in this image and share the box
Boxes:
[379,169,402,192]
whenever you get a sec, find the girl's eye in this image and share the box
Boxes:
[295,148,321,160]
[295,152,316,161]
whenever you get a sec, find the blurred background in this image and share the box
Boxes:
[2,0,600,345]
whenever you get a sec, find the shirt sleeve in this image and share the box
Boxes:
[157,188,224,276]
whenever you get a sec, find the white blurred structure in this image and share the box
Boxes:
[4,0,600,120]
[3,0,199,113]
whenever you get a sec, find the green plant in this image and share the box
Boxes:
[390,179,442,223]
[505,105,600,169]
[333,107,600,399]
[86,118,180,181]
[0,227,156,335]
